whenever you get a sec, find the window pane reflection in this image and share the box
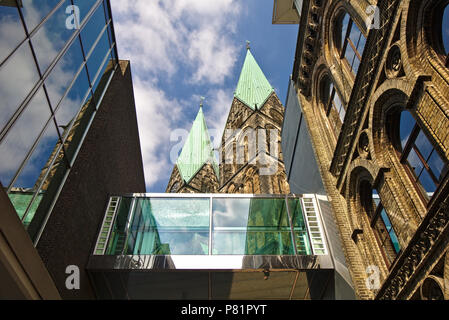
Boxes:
[54,66,90,129]
[339,12,366,75]
[443,5,449,54]
[72,0,99,24]
[80,2,107,56]
[0,42,40,132]
[0,4,26,64]
[30,0,73,74]
[212,198,294,255]
[399,111,448,196]
[108,198,210,255]
[45,37,84,108]
[0,88,51,187]
[87,29,110,87]
[8,121,61,226]
[20,0,63,33]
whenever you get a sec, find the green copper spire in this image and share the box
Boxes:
[234,47,274,110]
[176,104,219,183]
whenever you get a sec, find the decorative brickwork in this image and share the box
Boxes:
[291,0,449,299]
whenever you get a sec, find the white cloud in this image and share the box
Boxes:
[110,0,242,190]
[133,78,183,188]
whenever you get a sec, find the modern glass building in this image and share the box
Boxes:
[88,194,355,299]
[0,0,146,300]
[0,0,119,243]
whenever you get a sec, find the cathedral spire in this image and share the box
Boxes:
[175,104,219,184]
[234,46,274,110]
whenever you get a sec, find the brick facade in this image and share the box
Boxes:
[291,0,449,299]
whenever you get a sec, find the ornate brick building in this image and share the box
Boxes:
[274,0,449,299]
[167,47,290,195]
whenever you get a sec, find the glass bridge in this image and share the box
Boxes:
[87,194,355,300]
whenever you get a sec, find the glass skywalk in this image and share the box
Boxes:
[94,194,328,257]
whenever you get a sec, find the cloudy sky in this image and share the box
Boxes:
[110,0,298,192]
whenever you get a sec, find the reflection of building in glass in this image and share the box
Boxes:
[274,0,449,300]
[0,0,145,299]
[90,194,356,299]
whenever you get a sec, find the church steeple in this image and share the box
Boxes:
[234,47,274,110]
[218,44,290,194]
[166,101,219,193]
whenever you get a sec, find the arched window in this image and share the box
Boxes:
[336,12,366,75]
[320,75,346,132]
[443,4,449,66]
[360,181,401,266]
[398,111,448,198]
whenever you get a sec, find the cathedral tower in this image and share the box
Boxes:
[218,46,290,194]
[166,103,220,193]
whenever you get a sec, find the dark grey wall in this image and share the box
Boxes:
[35,61,146,299]
[282,80,325,195]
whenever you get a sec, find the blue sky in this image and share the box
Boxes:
[110,0,298,192]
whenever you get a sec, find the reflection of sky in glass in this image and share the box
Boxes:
[0,5,25,64]
[407,148,424,176]
[73,0,99,23]
[212,198,251,254]
[45,38,84,108]
[415,131,433,160]
[88,30,112,91]
[419,169,436,193]
[372,192,401,254]
[13,122,60,188]
[400,111,447,193]
[400,111,415,150]
[443,5,449,54]
[341,13,349,49]
[212,198,294,255]
[129,198,210,255]
[0,0,117,231]
[54,67,90,126]
[20,0,62,33]
[213,198,251,228]
[380,210,401,253]
[0,88,51,187]
[340,13,365,74]
[139,198,210,227]
[0,43,40,133]
[81,3,107,55]
[31,0,74,74]
[428,150,446,180]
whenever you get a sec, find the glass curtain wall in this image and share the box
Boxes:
[0,0,119,241]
